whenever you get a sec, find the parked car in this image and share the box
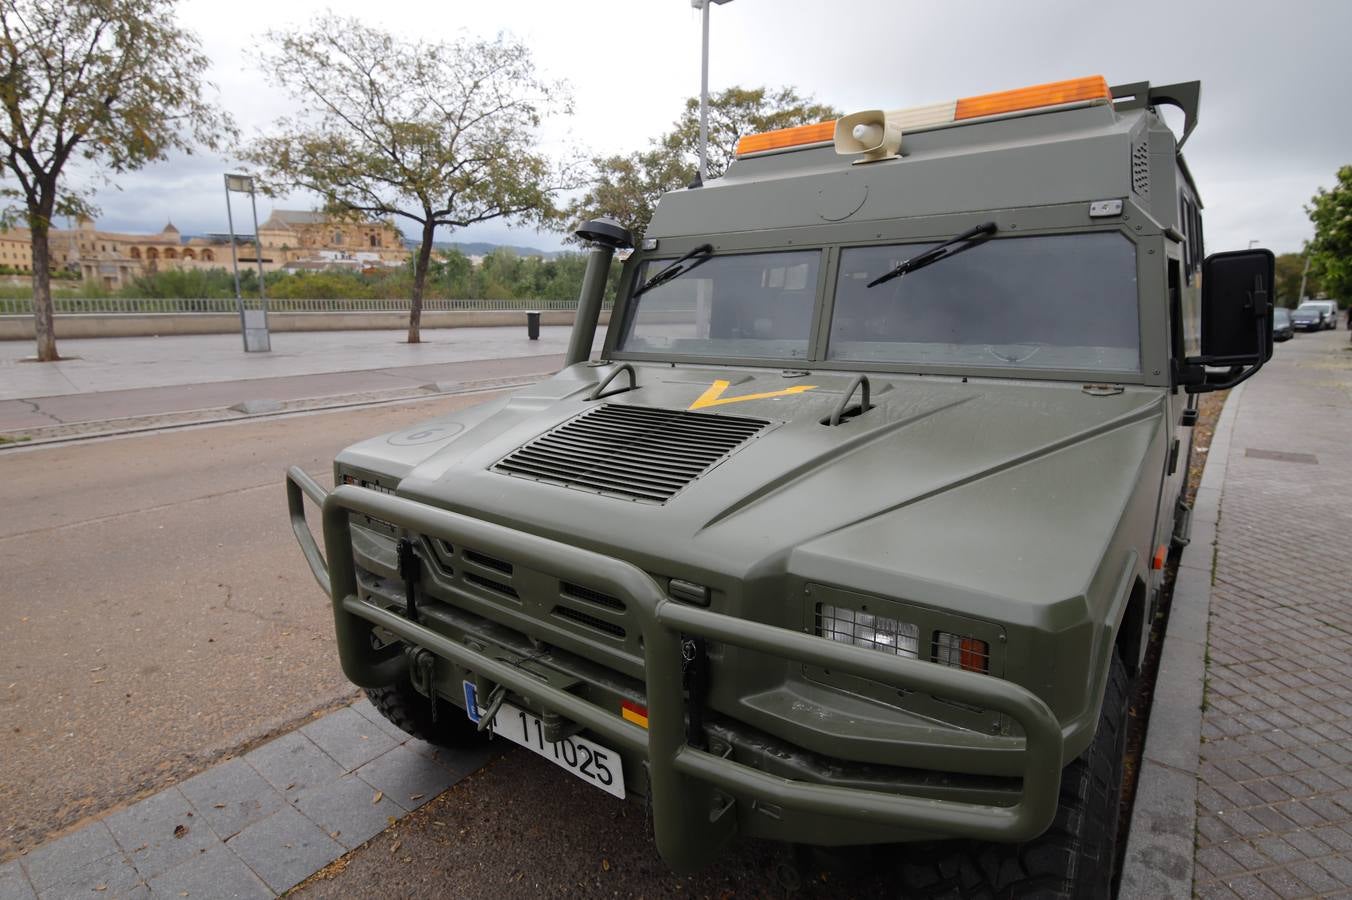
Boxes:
[1273,307,1294,341]
[1309,299,1339,330]
[1293,303,1327,331]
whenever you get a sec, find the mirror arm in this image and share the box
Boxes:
[1183,306,1270,395]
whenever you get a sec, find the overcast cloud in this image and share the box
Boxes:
[74,0,1352,255]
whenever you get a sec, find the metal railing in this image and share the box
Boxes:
[0,297,611,315]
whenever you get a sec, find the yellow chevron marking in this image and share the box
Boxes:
[688,379,817,410]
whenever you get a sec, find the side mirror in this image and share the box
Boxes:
[1180,249,1274,393]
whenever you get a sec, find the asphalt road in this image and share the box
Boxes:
[0,391,505,859]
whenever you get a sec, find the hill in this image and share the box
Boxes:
[403,239,561,259]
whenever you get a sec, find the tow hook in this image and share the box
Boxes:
[682,636,709,749]
[408,647,438,722]
[476,683,508,733]
[396,537,421,621]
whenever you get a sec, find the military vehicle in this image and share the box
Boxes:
[287,75,1274,896]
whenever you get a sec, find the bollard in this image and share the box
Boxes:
[526,311,541,340]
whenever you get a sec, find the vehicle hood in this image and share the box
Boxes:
[364,363,1164,617]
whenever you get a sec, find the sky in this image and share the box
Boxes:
[62,0,1352,256]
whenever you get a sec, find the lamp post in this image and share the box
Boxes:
[223,173,271,352]
[691,0,734,184]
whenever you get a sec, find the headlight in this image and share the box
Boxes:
[934,631,990,673]
[817,604,919,658]
[815,603,991,674]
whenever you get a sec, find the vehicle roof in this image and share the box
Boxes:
[648,83,1195,243]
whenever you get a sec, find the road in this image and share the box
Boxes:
[0,391,507,859]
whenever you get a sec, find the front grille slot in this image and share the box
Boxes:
[493,404,770,504]
[560,582,625,612]
[465,572,518,599]
[464,549,512,575]
[552,605,626,639]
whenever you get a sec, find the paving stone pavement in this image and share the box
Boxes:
[1192,329,1352,898]
[0,699,492,899]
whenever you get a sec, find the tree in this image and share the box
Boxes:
[246,21,575,343]
[568,86,838,238]
[1274,252,1320,308]
[0,0,232,360]
[1306,165,1352,304]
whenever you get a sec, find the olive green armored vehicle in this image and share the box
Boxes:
[287,75,1274,896]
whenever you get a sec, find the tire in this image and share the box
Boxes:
[365,675,487,747]
[889,653,1131,899]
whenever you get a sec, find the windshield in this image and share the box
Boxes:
[618,250,820,359]
[1274,309,1291,324]
[1294,306,1321,316]
[829,233,1140,372]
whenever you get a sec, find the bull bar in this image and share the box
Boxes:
[287,466,1065,870]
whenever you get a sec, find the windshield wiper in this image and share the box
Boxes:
[866,222,998,289]
[632,243,714,298]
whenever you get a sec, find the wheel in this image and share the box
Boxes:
[889,653,1131,898]
[365,675,487,747]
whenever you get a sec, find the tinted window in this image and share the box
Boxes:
[619,250,820,360]
[829,233,1139,372]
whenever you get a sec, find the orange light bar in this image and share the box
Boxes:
[735,120,836,157]
[1152,545,1167,570]
[954,75,1110,121]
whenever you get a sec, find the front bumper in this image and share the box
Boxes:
[286,466,1065,870]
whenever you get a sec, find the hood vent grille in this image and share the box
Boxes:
[493,403,769,503]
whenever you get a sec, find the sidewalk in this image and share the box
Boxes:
[0,326,575,401]
[0,328,577,436]
[1125,328,1352,898]
[0,699,497,898]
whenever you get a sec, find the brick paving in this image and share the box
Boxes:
[1193,328,1352,899]
[0,699,493,898]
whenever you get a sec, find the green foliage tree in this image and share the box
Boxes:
[0,0,233,360]
[1306,165,1352,304]
[1274,252,1320,307]
[568,86,838,238]
[246,20,576,343]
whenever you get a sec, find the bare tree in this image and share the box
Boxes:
[246,21,575,343]
[0,0,233,361]
[568,86,838,238]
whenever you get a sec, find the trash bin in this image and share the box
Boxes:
[526,310,541,341]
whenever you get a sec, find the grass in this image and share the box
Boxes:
[0,434,31,446]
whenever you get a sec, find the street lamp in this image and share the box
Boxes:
[223,173,271,353]
[691,0,734,184]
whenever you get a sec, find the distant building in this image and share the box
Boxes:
[257,210,407,270]
[0,210,409,289]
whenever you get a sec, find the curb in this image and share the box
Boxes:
[1118,382,1246,899]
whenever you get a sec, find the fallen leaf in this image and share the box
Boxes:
[409,793,424,801]
[386,816,397,826]
[390,840,402,855]
[94,886,107,893]
[213,804,226,809]
[173,824,188,839]
[602,859,611,872]
[372,791,383,805]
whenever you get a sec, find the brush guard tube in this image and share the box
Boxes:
[285,466,1065,871]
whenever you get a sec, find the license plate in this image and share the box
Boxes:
[464,682,625,799]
